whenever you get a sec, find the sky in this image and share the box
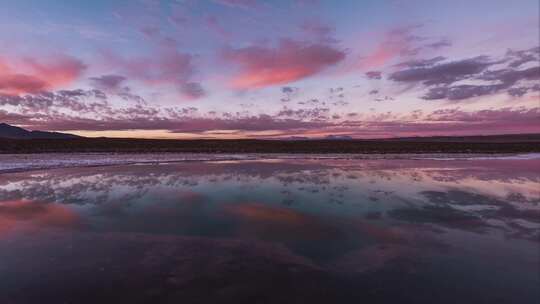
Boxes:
[0,0,538,139]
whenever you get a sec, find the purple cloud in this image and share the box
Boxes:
[365,71,382,80]
[389,56,492,85]
[101,48,205,99]
[89,75,127,92]
[389,48,540,100]
[213,0,259,9]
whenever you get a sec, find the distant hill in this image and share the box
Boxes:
[375,134,540,143]
[0,123,81,139]
[325,135,353,140]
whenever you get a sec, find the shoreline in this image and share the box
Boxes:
[1,152,539,174]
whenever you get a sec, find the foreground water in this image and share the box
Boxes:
[0,157,538,303]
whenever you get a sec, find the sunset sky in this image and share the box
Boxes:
[0,0,538,139]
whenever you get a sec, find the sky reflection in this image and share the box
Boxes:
[0,158,538,303]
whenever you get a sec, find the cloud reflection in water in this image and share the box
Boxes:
[0,158,538,303]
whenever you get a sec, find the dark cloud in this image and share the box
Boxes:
[507,87,530,97]
[479,65,539,84]
[506,46,539,68]
[212,0,259,9]
[389,56,492,85]
[329,87,344,93]
[374,96,394,102]
[1,89,330,133]
[277,107,330,120]
[281,86,297,94]
[395,56,446,68]
[297,98,322,106]
[423,84,502,100]
[388,47,540,100]
[424,38,452,49]
[180,82,206,99]
[280,86,299,102]
[365,71,382,80]
[89,75,127,92]
[423,66,540,100]
[0,89,109,113]
[0,89,151,120]
[508,84,540,97]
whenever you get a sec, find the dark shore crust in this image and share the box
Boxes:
[1,137,539,154]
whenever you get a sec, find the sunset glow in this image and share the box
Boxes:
[0,0,538,139]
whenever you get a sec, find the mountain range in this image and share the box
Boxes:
[0,123,81,139]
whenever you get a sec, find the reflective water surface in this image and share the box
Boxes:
[0,158,539,303]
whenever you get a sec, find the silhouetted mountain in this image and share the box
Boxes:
[0,123,81,139]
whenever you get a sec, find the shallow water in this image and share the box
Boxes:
[0,158,539,303]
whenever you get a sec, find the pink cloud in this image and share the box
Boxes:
[223,39,345,89]
[0,74,48,95]
[26,55,87,87]
[0,55,86,95]
[360,47,400,70]
[0,200,80,238]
